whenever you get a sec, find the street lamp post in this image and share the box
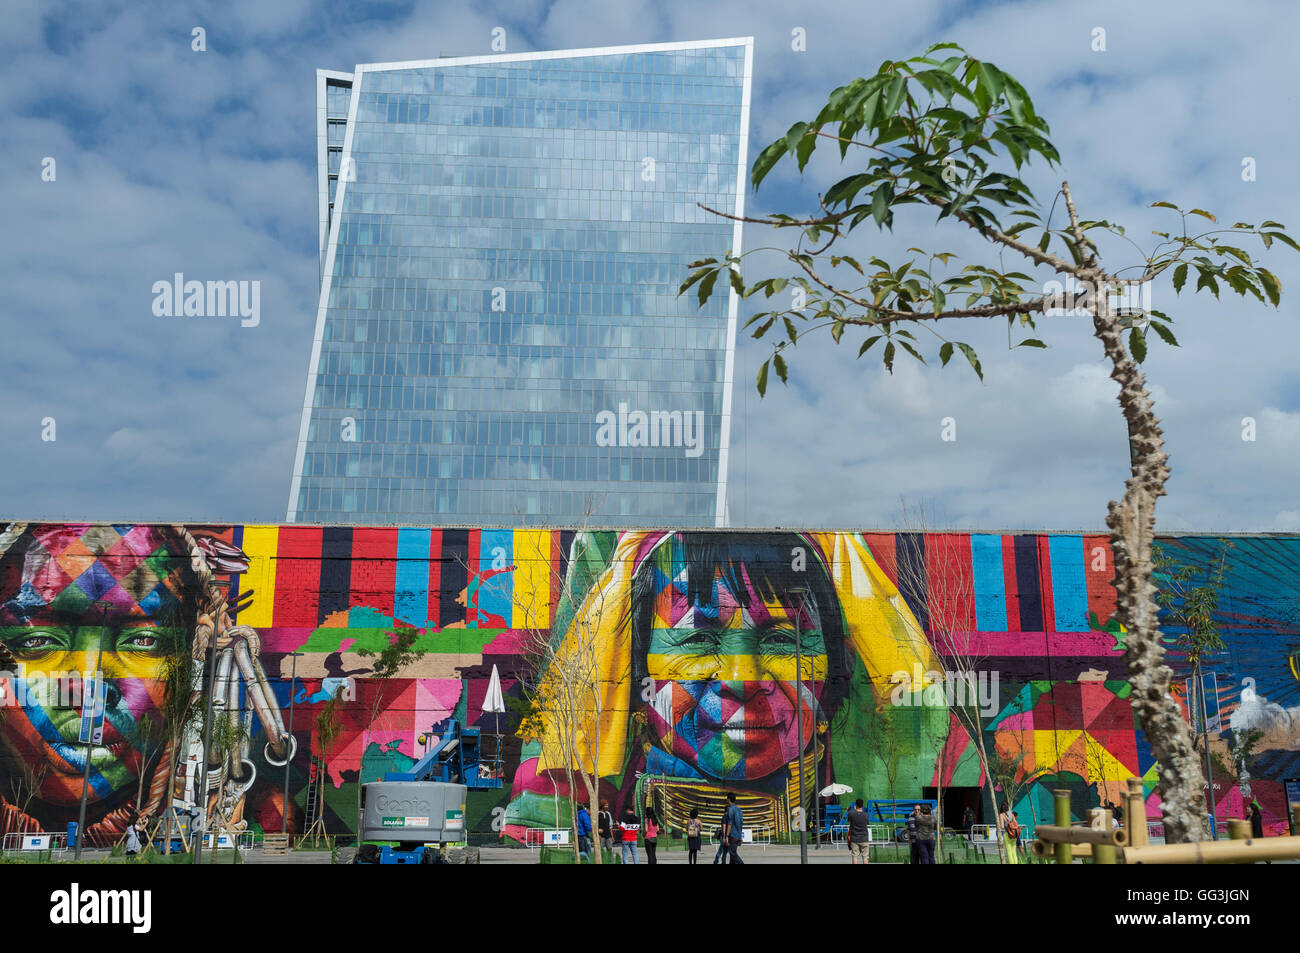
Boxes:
[791,587,811,866]
[74,601,112,860]
[192,616,222,865]
[281,652,304,835]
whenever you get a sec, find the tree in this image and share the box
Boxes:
[5,758,49,821]
[156,630,203,855]
[511,526,625,864]
[1154,540,1232,828]
[682,44,1297,843]
[353,628,422,837]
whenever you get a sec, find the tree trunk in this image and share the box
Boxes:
[1090,283,1211,843]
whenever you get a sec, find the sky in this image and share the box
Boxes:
[2,0,1298,532]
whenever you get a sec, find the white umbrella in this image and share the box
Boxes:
[820,783,853,797]
[482,664,506,776]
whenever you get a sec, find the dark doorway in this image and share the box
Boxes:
[924,786,982,831]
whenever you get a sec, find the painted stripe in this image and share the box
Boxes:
[1082,535,1118,625]
[319,527,352,625]
[273,527,322,627]
[512,529,552,629]
[353,528,398,616]
[427,529,443,627]
[1001,535,1021,631]
[895,533,929,635]
[1037,536,1057,633]
[1013,536,1042,632]
[237,525,279,628]
[970,534,1008,631]
[477,529,513,626]
[439,530,470,629]
[926,534,976,633]
[862,533,900,587]
[1048,535,1090,632]
[396,528,431,627]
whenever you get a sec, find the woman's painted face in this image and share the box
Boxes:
[0,525,186,806]
[641,545,828,782]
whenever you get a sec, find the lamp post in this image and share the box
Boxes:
[74,600,112,860]
[281,651,304,835]
[790,587,812,866]
[192,613,222,865]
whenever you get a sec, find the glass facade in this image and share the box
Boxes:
[290,40,751,527]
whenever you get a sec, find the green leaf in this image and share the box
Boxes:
[1038,231,1050,253]
[956,342,983,380]
[1150,201,1179,210]
[883,340,896,373]
[773,352,789,385]
[1258,268,1282,307]
[1017,338,1047,348]
[858,335,882,358]
[883,73,908,119]
[872,186,890,226]
[939,341,954,365]
[1195,270,1220,298]
[729,268,745,296]
[756,359,770,396]
[832,320,846,343]
[783,316,798,343]
[751,140,788,190]
[1129,328,1147,363]
[1265,231,1300,253]
[1188,209,1217,222]
[697,268,718,306]
[1172,262,1188,293]
[1149,321,1179,347]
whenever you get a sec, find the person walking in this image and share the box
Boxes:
[619,805,641,865]
[999,801,1020,865]
[915,804,937,864]
[124,816,142,859]
[712,818,729,864]
[962,805,975,843]
[907,805,920,864]
[686,809,703,865]
[576,803,592,863]
[725,793,745,865]
[598,800,615,859]
[846,798,871,864]
[1248,802,1272,864]
[644,806,659,865]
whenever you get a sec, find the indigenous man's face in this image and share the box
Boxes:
[0,526,184,806]
[641,543,828,782]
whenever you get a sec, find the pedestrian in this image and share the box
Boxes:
[907,805,920,864]
[846,798,871,865]
[598,799,615,858]
[686,809,703,864]
[712,818,728,864]
[576,802,592,863]
[1248,801,1266,838]
[999,800,1020,865]
[644,806,659,865]
[619,805,641,865]
[725,793,745,865]
[915,804,937,864]
[124,816,142,859]
[962,805,975,843]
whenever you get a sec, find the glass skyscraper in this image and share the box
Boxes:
[289,39,752,527]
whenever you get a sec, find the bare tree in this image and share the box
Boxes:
[511,521,625,864]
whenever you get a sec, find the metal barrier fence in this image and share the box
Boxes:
[2,831,68,857]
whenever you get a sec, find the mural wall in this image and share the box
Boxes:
[0,522,1296,846]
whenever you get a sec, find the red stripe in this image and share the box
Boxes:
[273,526,322,627]
[925,533,976,633]
[1001,535,1021,632]
[352,528,398,615]
[861,533,899,587]
[1082,534,1118,626]
[427,529,443,626]
[467,530,481,584]
[1037,536,1056,633]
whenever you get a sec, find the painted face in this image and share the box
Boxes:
[0,525,188,807]
[640,541,829,782]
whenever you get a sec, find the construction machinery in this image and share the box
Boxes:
[353,719,500,864]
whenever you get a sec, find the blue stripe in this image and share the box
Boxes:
[970,534,1008,631]
[477,529,513,627]
[395,528,431,627]
[1048,535,1090,632]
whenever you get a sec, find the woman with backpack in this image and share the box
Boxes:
[686,808,703,864]
[999,801,1021,865]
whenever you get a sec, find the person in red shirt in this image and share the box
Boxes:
[619,806,641,865]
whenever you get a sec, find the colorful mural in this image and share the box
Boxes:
[0,522,1296,847]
